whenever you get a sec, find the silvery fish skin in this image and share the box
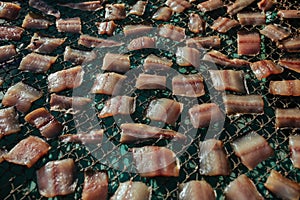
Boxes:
[25,108,63,138]
[4,136,50,168]
[2,82,43,113]
[36,159,77,198]
[231,132,274,170]
[224,174,264,200]
[186,36,221,49]
[82,170,108,200]
[63,46,97,65]
[128,36,156,50]
[264,170,300,200]
[29,0,60,18]
[78,34,124,48]
[111,181,151,200]
[123,25,153,37]
[203,50,250,67]
[0,107,20,139]
[237,12,266,25]
[176,47,201,67]
[260,24,290,42]
[102,53,131,73]
[0,26,24,41]
[143,54,173,72]
[96,20,117,36]
[60,130,104,145]
[188,13,205,34]
[56,17,82,33]
[158,24,186,42]
[179,180,215,200]
[105,4,126,20]
[278,58,300,73]
[132,146,180,177]
[227,0,256,15]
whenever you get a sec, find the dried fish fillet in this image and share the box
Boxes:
[0,45,17,63]
[278,58,300,73]
[0,107,20,139]
[289,135,300,169]
[237,31,260,56]
[50,94,92,114]
[179,180,215,200]
[227,0,256,15]
[111,181,151,200]
[82,170,108,200]
[199,139,231,176]
[197,0,224,12]
[2,82,43,113]
[223,95,264,115]
[257,0,274,11]
[29,0,60,18]
[269,80,300,96]
[60,130,103,145]
[123,25,153,37]
[146,98,182,124]
[186,36,221,49]
[128,1,147,16]
[0,2,21,20]
[176,47,201,67]
[22,12,53,29]
[98,96,136,118]
[237,12,266,25]
[132,146,180,177]
[19,53,57,73]
[90,72,126,95]
[203,50,250,67]
[0,26,24,41]
[152,7,173,21]
[209,70,246,93]
[48,66,84,93]
[120,123,185,143]
[96,21,117,36]
[232,132,273,170]
[172,73,205,97]
[56,17,82,33]
[224,174,263,200]
[136,74,166,90]
[188,13,205,34]
[144,54,173,72]
[158,24,186,42]
[211,17,239,33]
[26,33,66,54]
[165,0,191,13]
[105,4,126,20]
[36,159,77,198]
[64,46,97,65]
[278,10,300,19]
[275,108,300,128]
[260,25,290,42]
[4,136,50,168]
[250,60,283,80]
[188,103,224,128]
[278,37,300,53]
[264,170,300,200]
[102,53,130,73]
[128,36,156,50]
[58,1,104,11]
[78,34,124,48]
[25,108,63,138]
